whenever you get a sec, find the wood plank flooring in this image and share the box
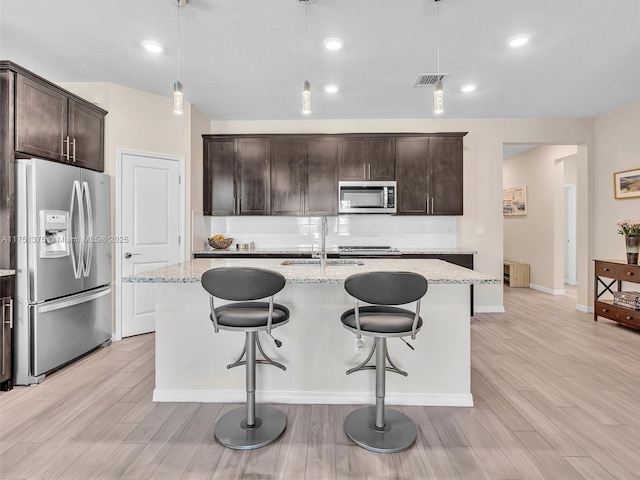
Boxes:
[2,286,640,479]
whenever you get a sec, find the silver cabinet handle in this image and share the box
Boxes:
[431,198,434,215]
[64,136,71,162]
[368,163,371,180]
[124,252,141,259]
[72,138,76,163]
[363,164,367,180]
[238,198,241,214]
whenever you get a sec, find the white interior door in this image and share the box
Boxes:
[121,153,181,337]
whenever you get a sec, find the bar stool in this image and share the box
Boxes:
[340,271,428,454]
[201,267,290,450]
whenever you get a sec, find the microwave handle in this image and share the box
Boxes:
[383,186,388,207]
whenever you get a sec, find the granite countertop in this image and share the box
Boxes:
[124,258,499,285]
[192,247,477,255]
[0,270,15,277]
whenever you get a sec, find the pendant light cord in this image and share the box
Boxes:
[436,0,440,76]
[178,4,181,82]
[305,0,309,80]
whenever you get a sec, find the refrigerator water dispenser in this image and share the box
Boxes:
[39,210,70,258]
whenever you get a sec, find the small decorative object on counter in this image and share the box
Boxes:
[617,220,640,264]
[208,235,234,250]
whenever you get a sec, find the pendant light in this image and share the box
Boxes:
[172,0,188,115]
[301,0,311,115]
[433,0,444,114]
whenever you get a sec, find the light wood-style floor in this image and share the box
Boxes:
[2,287,640,480]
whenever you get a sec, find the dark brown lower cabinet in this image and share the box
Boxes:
[0,276,13,390]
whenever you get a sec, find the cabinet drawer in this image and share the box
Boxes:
[595,262,618,278]
[594,301,617,321]
[617,265,640,281]
[615,307,640,328]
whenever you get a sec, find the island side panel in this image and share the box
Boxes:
[154,282,472,407]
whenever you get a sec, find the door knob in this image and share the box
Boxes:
[124,252,140,259]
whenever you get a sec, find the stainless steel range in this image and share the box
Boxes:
[338,246,401,256]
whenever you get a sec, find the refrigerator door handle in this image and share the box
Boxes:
[70,180,85,279]
[37,287,111,314]
[81,181,93,277]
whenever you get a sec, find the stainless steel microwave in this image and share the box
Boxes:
[338,181,397,214]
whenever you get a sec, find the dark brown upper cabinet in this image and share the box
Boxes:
[271,137,338,216]
[396,137,429,214]
[203,137,271,216]
[396,134,464,215]
[306,137,338,215]
[271,138,305,215]
[338,136,395,181]
[204,133,464,217]
[15,71,106,171]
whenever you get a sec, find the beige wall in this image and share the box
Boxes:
[594,97,640,261]
[209,118,595,311]
[503,145,578,293]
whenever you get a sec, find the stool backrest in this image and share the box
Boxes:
[201,267,286,301]
[344,271,428,305]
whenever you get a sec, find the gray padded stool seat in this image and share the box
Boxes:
[201,267,290,450]
[340,271,428,454]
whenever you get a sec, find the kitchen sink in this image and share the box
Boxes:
[280,259,364,266]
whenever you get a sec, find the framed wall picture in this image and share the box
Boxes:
[503,185,527,216]
[614,168,640,199]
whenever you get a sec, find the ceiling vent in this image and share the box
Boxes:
[413,73,449,87]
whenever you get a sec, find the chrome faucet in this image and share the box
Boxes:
[312,216,328,269]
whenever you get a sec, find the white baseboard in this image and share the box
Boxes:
[153,389,474,407]
[474,306,505,313]
[576,304,593,313]
[529,283,565,295]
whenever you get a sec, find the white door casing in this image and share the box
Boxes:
[116,150,184,338]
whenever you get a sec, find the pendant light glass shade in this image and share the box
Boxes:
[433,80,444,114]
[174,81,184,115]
[302,80,311,115]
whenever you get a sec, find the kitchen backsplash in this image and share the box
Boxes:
[194,213,458,250]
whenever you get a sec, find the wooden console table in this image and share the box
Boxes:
[594,259,640,330]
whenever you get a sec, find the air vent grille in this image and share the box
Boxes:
[413,73,448,87]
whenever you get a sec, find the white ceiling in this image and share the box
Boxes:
[2,0,640,121]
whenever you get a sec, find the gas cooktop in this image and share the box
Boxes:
[337,246,401,255]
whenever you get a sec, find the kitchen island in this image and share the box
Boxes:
[125,258,499,407]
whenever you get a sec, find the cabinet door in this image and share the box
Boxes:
[271,138,305,215]
[204,138,235,215]
[307,137,338,215]
[428,136,463,215]
[338,137,367,180]
[1,277,12,386]
[237,138,270,215]
[367,137,395,180]
[68,100,105,172]
[396,137,428,214]
[15,75,68,162]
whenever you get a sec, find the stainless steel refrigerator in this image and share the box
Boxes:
[15,158,112,385]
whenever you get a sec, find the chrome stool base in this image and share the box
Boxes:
[344,406,416,454]
[214,405,286,450]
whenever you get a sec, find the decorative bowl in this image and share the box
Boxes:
[208,237,234,249]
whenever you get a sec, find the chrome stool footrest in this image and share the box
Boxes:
[227,333,286,371]
[346,340,407,376]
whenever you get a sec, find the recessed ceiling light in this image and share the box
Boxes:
[324,84,339,94]
[461,84,477,93]
[141,40,163,53]
[509,35,529,48]
[323,37,343,51]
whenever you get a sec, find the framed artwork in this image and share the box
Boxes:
[614,168,640,199]
[503,186,527,216]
